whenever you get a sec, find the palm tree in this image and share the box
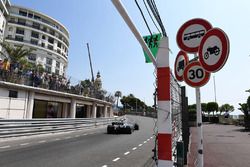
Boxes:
[0,42,34,65]
[114,91,122,108]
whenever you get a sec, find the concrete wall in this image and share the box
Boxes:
[0,82,113,119]
[0,87,28,119]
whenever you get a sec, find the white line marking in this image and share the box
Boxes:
[20,143,29,146]
[150,136,153,139]
[147,139,150,141]
[102,165,108,167]
[54,138,60,141]
[38,140,46,143]
[113,157,120,162]
[0,145,10,149]
[65,136,72,139]
[138,144,143,147]
[75,135,80,137]
[132,147,137,150]
[124,151,130,155]
[83,133,88,136]
[144,141,147,143]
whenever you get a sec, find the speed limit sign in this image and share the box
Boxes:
[183,61,210,87]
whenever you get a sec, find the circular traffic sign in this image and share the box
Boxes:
[183,61,210,87]
[198,28,230,73]
[174,50,189,81]
[176,18,212,53]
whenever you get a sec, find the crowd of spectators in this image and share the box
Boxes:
[0,58,83,95]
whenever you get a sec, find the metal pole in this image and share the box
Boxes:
[213,75,217,103]
[86,43,95,83]
[194,54,203,167]
[111,0,157,67]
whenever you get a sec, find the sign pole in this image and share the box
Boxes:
[194,54,204,167]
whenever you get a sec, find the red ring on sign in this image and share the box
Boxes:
[174,50,189,81]
[176,18,212,53]
[198,28,230,73]
[183,61,210,87]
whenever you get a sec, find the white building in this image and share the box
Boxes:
[3,5,69,76]
[0,0,10,52]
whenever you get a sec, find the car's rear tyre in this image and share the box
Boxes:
[134,124,139,130]
[125,127,132,134]
[107,126,114,134]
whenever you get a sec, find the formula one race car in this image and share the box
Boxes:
[107,121,134,134]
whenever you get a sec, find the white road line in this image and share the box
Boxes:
[147,139,150,141]
[113,157,120,162]
[102,165,108,167]
[20,143,29,146]
[54,138,61,141]
[150,136,153,139]
[0,145,10,149]
[75,135,80,137]
[144,141,147,144]
[138,144,143,147]
[132,147,137,150]
[65,136,72,139]
[124,151,130,155]
[83,133,88,136]
[38,140,46,143]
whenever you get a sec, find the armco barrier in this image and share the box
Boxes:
[0,117,123,138]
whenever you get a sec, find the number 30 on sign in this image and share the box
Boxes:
[183,61,210,87]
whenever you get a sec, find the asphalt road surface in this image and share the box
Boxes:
[0,115,156,167]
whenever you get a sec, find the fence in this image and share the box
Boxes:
[0,116,123,138]
[170,72,183,164]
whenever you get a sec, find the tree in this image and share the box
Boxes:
[207,102,219,116]
[114,91,122,108]
[0,42,34,64]
[120,94,146,112]
[201,103,207,115]
[219,104,234,115]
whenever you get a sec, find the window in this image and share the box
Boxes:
[47,45,53,51]
[57,49,61,54]
[34,15,41,20]
[55,69,59,75]
[31,31,39,38]
[10,17,15,23]
[48,37,54,44]
[28,13,33,18]
[30,39,38,45]
[42,27,47,32]
[49,29,55,36]
[45,66,51,73]
[41,43,45,48]
[56,61,60,68]
[57,42,61,48]
[28,54,36,61]
[46,58,52,65]
[15,36,23,42]
[17,18,26,25]
[32,22,40,30]
[9,90,18,98]
[7,35,12,39]
[16,28,24,35]
[42,35,46,40]
[19,10,27,17]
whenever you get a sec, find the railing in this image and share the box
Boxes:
[0,116,123,138]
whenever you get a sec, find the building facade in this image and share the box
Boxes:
[2,4,69,76]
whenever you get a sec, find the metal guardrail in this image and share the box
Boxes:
[0,117,123,138]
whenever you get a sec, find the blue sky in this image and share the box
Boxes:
[11,0,250,113]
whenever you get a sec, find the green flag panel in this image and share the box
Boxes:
[142,33,162,63]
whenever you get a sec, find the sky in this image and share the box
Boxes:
[11,0,250,114]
